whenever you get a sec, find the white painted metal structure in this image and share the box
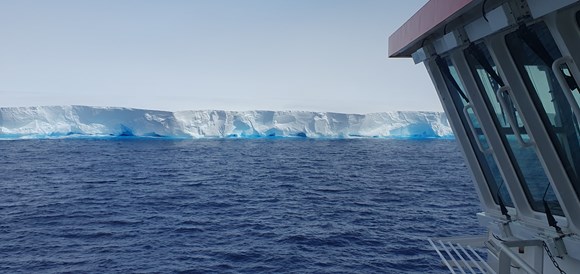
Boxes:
[390,0,580,273]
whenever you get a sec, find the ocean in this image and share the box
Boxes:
[0,138,483,273]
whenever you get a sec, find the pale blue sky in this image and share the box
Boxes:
[0,0,435,113]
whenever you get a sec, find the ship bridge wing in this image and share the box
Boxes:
[389,0,580,273]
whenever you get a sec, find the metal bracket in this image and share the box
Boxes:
[498,240,544,274]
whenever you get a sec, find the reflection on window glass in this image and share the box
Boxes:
[437,56,511,207]
[464,43,556,210]
[506,22,580,215]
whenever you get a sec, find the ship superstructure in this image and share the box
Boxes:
[390,0,580,273]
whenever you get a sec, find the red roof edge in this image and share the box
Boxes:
[388,0,478,57]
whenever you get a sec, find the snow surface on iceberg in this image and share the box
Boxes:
[0,106,453,139]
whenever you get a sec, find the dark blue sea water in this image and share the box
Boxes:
[0,138,483,273]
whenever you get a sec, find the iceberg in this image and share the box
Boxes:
[0,106,453,139]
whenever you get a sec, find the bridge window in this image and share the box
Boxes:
[506,22,580,215]
[464,42,544,209]
[436,56,510,207]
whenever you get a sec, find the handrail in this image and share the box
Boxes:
[427,238,456,274]
[428,236,496,274]
[496,86,534,147]
[463,104,492,154]
[552,56,580,125]
[457,244,486,274]
[467,245,495,273]
[439,239,466,274]
[448,242,475,274]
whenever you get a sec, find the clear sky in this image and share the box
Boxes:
[0,0,437,113]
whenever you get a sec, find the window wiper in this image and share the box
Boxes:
[543,184,563,234]
[518,24,579,91]
[518,24,554,68]
[465,43,514,128]
[465,43,504,87]
[495,180,512,221]
[435,56,470,103]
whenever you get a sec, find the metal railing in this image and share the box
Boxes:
[428,235,494,274]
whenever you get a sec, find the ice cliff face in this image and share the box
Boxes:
[0,106,453,139]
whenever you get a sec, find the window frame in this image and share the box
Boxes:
[440,53,515,209]
[504,22,579,216]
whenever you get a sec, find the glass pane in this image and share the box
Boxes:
[505,22,580,215]
[464,44,548,210]
[439,56,512,207]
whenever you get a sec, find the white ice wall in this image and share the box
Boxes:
[0,106,453,139]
